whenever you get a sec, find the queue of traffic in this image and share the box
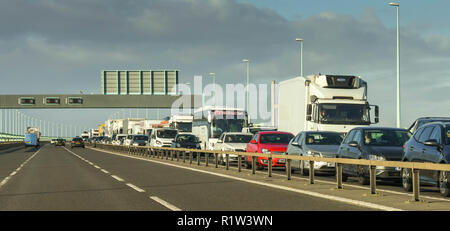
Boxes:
[77,74,449,198]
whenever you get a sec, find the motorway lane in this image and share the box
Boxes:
[69,147,373,211]
[0,145,38,181]
[0,144,171,211]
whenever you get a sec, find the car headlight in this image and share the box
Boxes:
[224,147,234,151]
[307,150,322,157]
[261,148,271,154]
[261,159,268,164]
[368,155,385,161]
[132,143,139,146]
[156,140,162,145]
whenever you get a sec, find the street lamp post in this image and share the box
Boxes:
[242,59,249,113]
[296,38,304,77]
[210,73,215,106]
[390,2,401,128]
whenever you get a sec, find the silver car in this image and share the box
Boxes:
[287,131,343,175]
[214,132,253,165]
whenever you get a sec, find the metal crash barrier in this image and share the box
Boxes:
[89,143,450,202]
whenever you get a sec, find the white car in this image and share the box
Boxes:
[214,132,253,165]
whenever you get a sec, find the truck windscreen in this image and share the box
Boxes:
[176,122,192,132]
[212,119,245,138]
[318,104,370,125]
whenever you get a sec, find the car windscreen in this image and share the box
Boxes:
[157,130,178,139]
[225,135,253,143]
[177,135,198,143]
[260,133,294,144]
[72,138,82,141]
[305,133,343,145]
[364,130,411,146]
[133,135,149,141]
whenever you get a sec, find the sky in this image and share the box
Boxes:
[0,0,449,135]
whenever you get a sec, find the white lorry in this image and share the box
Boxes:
[277,74,379,135]
[168,115,193,133]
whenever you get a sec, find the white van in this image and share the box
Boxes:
[114,134,128,145]
[150,128,178,147]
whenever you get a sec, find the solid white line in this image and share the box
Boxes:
[111,175,125,182]
[126,183,145,193]
[150,196,182,211]
[91,148,403,211]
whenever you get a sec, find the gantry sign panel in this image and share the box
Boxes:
[0,94,200,109]
[101,70,178,95]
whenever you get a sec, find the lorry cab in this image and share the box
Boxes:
[278,74,379,136]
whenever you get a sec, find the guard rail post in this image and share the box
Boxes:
[171,150,174,161]
[370,165,377,195]
[226,154,230,170]
[215,153,218,168]
[286,159,291,180]
[205,153,209,167]
[252,156,256,175]
[336,163,343,189]
[268,156,272,177]
[197,151,201,166]
[189,151,193,165]
[183,150,186,163]
[166,149,169,160]
[309,160,315,184]
[413,168,420,201]
[176,150,180,162]
[238,155,242,172]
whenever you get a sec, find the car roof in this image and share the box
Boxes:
[416,117,450,121]
[258,131,294,135]
[351,126,409,131]
[223,132,253,135]
[303,131,342,134]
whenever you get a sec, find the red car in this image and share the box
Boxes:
[245,131,294,170]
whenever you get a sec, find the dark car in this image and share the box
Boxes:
[55,138,65,147]
[71,137,85,148]
[337,127,411,185]
[287,131,343,175]
[172,134,201,149]
[407,117,450,134]
[402,122,450,197]
[130,135,149,146]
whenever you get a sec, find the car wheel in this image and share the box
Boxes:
[439,171,450,197]
[219,156,225,166]
[342,174,348,182]
[245,160,251,169]
[357,165,370,185]
[402,168,413,192]
[300,160,308,176]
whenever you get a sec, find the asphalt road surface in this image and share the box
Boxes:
[0,144,372,211]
